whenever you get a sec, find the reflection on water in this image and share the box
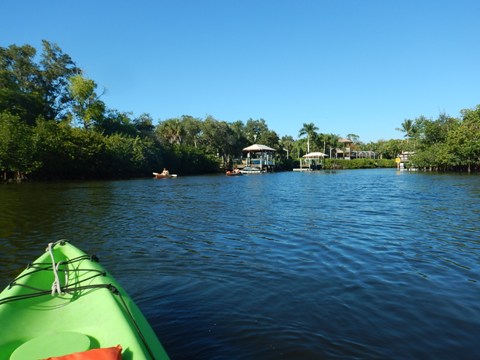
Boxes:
[1,170,480,359]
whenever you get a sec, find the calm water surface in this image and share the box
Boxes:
[1,169,479,359]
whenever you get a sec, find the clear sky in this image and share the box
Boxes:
[2,0,479,142]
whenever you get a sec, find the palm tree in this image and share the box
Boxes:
[279,135,295,158]
[298,122,319,153]
[396,119,419,151]
[396,119,416,139]
[322,133,340,158]
[157,118,184,145]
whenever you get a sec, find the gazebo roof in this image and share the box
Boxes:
[242,144,276,152]
[303,152,328,158]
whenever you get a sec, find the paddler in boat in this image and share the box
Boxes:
[161,168,170,176]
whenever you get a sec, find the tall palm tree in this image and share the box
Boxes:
[396,119,420,151]
[298,122,319,153]
[396,119,416,139]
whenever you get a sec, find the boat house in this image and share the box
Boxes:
[241,144,276,172]
[293,152,327,171]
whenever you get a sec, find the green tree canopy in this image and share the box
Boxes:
[0,112,40,180]
[156,118,185,145]
[39,40,80,120]
[68,74,105,129]
[279,135,295,158]
[447,105,480,172]
[298,122,319,153]
[0,41,79,125]
[0,44,43,124]
[245,118,269,144]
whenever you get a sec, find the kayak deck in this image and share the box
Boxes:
[0,241,169,360]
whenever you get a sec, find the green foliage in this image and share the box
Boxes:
[324,158,395,169]
[133,113,156,139]
[32,118,75,179]
[67,127,106,178]
[0,41,79,124]
[156,117,185,145]
[39,40,80,120]
[446,106,480,172]
[102,135,160,177]
[279,135,295,160]
[410,143,455,171]
[104,134,136,176]
[0,112,40,180]
[68,74,105,129]
[96,109,136,136]
[369,139,404,159]
[163,145,218,175]
[396,119,418,139]
[402,106,480,172]
[298,122,319,153]
[245,118,269,144]
[376,159,397,168]
[258,130,280,150]
[0,44,43,125]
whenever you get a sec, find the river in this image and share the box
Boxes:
[1,169,479,359]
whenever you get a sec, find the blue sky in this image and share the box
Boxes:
[2,0,479,142]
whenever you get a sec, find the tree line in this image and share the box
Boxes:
[394,108,480,172]
[1,41,479,181]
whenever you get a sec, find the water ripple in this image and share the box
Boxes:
[1,170,480,359]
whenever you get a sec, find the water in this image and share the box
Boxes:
[1,169,479,359]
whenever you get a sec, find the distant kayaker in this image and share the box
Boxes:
[161,168,170,176]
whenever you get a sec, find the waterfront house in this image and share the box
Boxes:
[336,138,353,159]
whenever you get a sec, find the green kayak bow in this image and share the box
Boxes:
[0,241,169,360]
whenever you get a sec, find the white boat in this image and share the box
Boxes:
[240,166,266,174]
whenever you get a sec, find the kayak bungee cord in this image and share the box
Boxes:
[111,285,157,360]
[1,255,106,304]
[48,241,64,295]
[1,261,105,304]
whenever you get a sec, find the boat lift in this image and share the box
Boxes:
[293,152,328,171]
